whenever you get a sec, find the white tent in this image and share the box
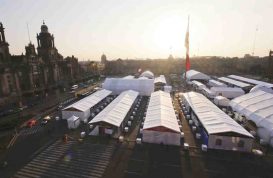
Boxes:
[230,90,273,147]
[143,91,181,146]
[140,71,154,79]
[67,115,80,129]
[208,79,227,87]
[228,75,273,88]
[214,96,230,107]
[210,87,245,99]
[201,87,215,99]
[123,75,135,79]
[154,75,167,85]
[218,77,251,89]
[62,89,112,121]
[250,85,273,94]
[102,78,154,96]
[89,90,139,137]
[182,92,253,152]
[192,80,206,90]
[184,70,210,81]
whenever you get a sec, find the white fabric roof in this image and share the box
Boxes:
[250,85,273,94]
[154,75,167,84]
[210,87,245,93]
[228,75,273,88]
[140,70,154,79]
[63,89,112,112]
[89,90,139,127]
[208,79,227,87]
[192,80,206,89]
[102,78,154,96]
[182,92,253,137]
[184,70,210,81]
[214,96,230,107]
[123,75,135,79]
[143,91,180,133]
[230,90,273,127]
[218,77,251,88]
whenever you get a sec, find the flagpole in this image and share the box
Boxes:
[184,15,190,82]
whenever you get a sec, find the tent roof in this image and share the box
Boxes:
[154,75,167,84]
[230,90,273,129]
[208,79,227,87]
[143,91,180,133]
[63,89,112,112]
[185,70,210,81]
[192,80,206,88]
[182,92,253,137]
[102,78,154,96]
[211,87,245,93]
[218,77,251,88]
[250,85,273,94]
[140,70,154,79]
[202,87,215,95]
[123,75,135,79]
[228,75,273,88]
[89,90,139,127]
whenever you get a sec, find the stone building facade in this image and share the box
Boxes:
[0,22,80,107]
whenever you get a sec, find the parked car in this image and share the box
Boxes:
[27,119,37,128]
[41,116,52,125]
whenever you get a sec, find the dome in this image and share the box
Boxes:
[250,85,273,94]
[41,21,48,33]
[140,70,154,79]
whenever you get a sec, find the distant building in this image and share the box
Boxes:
[0,22,80,106]
[168,54,174,60]
[101,54,107,64]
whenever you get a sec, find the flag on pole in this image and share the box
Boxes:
[184,16,190,79]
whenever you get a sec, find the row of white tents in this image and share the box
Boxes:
[230,90,273,147]
[89,90,139,137]
[181,92,254,152]
[62,89,112,121]
[143,91,181,146]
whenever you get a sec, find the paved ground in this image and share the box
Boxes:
[12,139,114,178]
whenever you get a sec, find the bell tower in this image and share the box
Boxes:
[36,21,57,62]
[0,22,10,62]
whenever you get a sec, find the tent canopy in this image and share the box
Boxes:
[192,80,206,89]
[214,96,230,107]
[143,91,180,133]
[154,75,167,84]
[250,85,273,94]
[230,90,273,128]
[89,90,139,127]
[218,77,251,88]
[140,71,154,79]
[184,70,210,81]
[228,75,273,88]
[63,89,112,112]
[102,78,154,96]
[182,92,253,138]
[208,79,227,87]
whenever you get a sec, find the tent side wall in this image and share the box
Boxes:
[142,130,181,146]
[62,110,90,121]
[208,135,253,152]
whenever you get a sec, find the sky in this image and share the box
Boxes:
[1,0,273,60]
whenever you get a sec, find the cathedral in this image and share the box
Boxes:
[0,22,80,107]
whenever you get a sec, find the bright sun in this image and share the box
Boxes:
[153,15,185,54]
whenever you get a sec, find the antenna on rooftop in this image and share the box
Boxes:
[26,22,31,43]
[252,25,258,56]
